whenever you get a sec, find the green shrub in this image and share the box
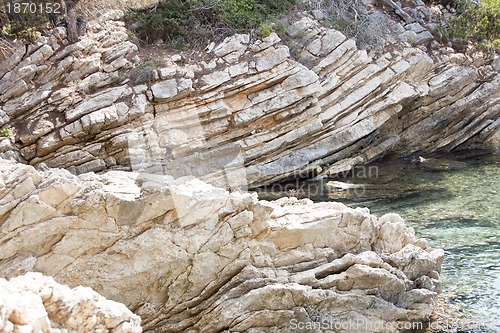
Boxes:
[257,23,272,38]
[126,0,297,47]
[0,128,12,137]
[218,0,261,31]
[433,0,500,50]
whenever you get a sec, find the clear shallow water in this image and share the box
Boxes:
[257,152,500,332]
[362,155,500,333]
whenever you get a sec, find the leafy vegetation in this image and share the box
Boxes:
[431,0,500,49]
[0,0,62,42]
[0,128,11,137]
[125,0,297,47]
[256,22,272,38]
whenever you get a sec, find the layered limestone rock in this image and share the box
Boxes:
[0,272,142,333]
[0,6,498,187]
[0,159,443,332]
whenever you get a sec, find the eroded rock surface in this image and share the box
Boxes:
[0,4,500,188]
[0,272,142,333]
[0,160,443,332]
[0,6,498,187]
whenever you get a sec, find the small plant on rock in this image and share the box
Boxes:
[86,83,98,94]
[256,23,272,38]
[0,128,12,137]
[129,59,158,85]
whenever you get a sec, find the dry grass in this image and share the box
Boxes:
[0,37,16,60]
[304,0,394,50]
[76,0,160,14]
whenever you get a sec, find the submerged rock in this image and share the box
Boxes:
[326,180,366,191]
[416,157,468,171]
[0,160,443,332]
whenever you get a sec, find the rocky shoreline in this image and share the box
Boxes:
[0,159,443,332]
[1,0,498,331]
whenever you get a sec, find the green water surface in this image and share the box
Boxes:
[257,152,500,332]
[357,155,499,333]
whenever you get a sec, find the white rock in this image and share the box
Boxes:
[65,86,131,121]
[0,272,142,333]
[255,46,290,72]
[151,79,178,101]
[287,17,318,37]
[214,34,249,57]
[200,69,231,90]
[492,57,500,71]
[158,67,176,79]
[0,162,443,332]
[228,63,249,77]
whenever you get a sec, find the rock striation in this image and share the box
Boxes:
[0,271,142,333]
[0,159,443,332]
[0,6,498,187]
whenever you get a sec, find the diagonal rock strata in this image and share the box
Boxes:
[0,8,498,188]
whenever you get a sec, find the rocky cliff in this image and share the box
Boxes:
[0,4,498,188]
[0,2,497,331]
[0,159,443,332]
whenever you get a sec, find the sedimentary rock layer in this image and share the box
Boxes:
[0,9,498,187]
[0,160,443,332]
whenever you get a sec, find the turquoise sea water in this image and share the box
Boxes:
[257,152,500,332]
